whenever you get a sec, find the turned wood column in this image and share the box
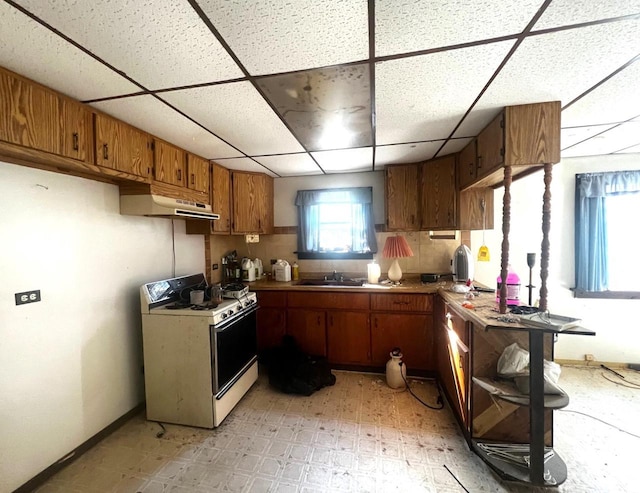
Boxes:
[499,165,513,314]
[539,163,552,312]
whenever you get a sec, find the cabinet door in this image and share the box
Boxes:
[187,153,210,193]
[420,155,457,230]
[61,99,91,162]
[260,174,274,234]
[327,311,370,365]
[95,113,151,177]
[457,139,477,190]
[371,313,433,370]
[257,307,287,354]
[0,69,60,154]
[476,111,504,178]
[385,164,420,231]
[154,140,186,186]
[287,309,327,357]
[212,163,231,233]
[232,171,262,233]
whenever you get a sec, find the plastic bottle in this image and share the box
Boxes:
[386,348,407,389]
[496,265,521,305]
[292,261,300,281]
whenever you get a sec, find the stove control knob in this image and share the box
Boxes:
[221,313,227,319]
[227,309,235,316]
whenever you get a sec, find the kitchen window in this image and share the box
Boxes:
[574,170,640,298]
[295,187,377,259]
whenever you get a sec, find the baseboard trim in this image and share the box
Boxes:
[556,359,629,369]
[14,403,144,493]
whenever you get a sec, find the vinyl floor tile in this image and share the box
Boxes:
[32,366,640,493]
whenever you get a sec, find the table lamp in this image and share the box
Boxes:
[383,235,413,283]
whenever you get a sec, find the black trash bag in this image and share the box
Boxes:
[260,334,336,396]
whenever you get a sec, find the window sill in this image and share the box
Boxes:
[573,290,640,300]
[296,252,374,260]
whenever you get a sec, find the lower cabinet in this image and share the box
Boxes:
[287,308,327,357]
[327,311,371,365]
[256,292,286,354]
[371,313,432,370]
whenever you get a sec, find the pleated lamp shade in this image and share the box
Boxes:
[382,236,413,282]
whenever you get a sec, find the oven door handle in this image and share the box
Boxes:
[214,304,259,332]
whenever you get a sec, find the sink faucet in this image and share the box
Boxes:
[324,270,343,281]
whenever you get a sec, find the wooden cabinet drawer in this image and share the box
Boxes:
[256,291,287,307]
[370,294,432,312]
[288,292,369,310]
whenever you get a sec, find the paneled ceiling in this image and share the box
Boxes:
[1,0,638,177]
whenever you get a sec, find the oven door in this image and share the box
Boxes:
[212,306,258,395]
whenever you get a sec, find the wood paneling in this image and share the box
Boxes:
[459,187,494,231]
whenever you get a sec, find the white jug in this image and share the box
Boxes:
[241,258,256,281]
[254,258,263,278]
[386,348,407,389]
[273,259,291,282]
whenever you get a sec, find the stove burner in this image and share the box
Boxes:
[191,303,219,311]
[165,302,192,310]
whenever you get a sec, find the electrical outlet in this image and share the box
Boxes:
[15,289,41,305]
[585,354,595,362]
[270,259,277,265]
[245,234,259,243]
[212,263,219,270]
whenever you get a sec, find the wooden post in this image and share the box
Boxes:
[499,165,512,314]
[539,163,552,312]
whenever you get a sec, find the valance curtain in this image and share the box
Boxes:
[575,170,640,291]
[296,187,377,253]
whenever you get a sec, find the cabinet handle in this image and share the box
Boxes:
[226,219,230,228]
[477,156,482,168]
[469,163,474,176]
[317,316,321,325]
[177,169,182,181]
[190,174,195,185]
[103,143,108,160]
[72,132,79,151]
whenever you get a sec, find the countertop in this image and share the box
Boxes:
[248,276,448,294]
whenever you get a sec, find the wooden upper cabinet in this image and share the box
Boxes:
[504,102,560,165]
[457,139,477,190]
[61,99,92,163]
[420,155,457,230]
[385,164,420,231]
[231,171,274,234]
[95,113,152,178]
[476,111,504,179]
[186,153,209,194]
[153,139,185,186]
[211,163,231,233]
[0,69,60,155]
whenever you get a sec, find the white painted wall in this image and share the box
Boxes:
[470,154,640,363]
[273,171,385,226]
[0,161,204,492]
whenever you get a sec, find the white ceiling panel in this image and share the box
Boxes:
[534,0,640,30]
[14,0,244,89]
[212,157,276,176]
[91,95,241,160]
[0,3,139,100]
[561,122,640,157]
[375,141,443,168]
[561,60,640,127]
[376,40,515,144]
[615,144,640,154]
[253,154,322,177]
[561,125,617,149]
[375,0,540,57]
[311,148,373,173]
[161,82,305,156]
[198,0,369,75]
[438,138,473,156]
[455,19,640,137]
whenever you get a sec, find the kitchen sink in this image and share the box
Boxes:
[295,279,365,287]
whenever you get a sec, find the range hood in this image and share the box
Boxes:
[120,194,220,220]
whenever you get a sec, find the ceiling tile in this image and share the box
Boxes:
[375,0,540,57]
[375,141,444,168]
[534,0,640,30]
[0,2,139,100]
[161,82,304,156]
[311,148,373,173]
[212,157,277,176]
[257,64,372,151]
[615,144,640,154]
[14,0,244,89]
[253,154,322,177]
[376,41,515,145]
[562,60,640,127]
[438,138,473,156]
[561,122,640,157]
[91,95,241,160]
[198,0,369,75]
[455,19,640,137]
[561,125,617,149]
